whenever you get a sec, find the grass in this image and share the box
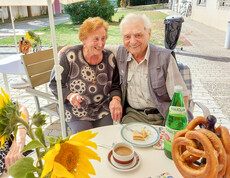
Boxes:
[0,7,181,47]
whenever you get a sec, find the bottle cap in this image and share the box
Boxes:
[174,85,183,93]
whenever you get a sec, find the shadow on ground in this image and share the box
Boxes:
[176,52,230,63]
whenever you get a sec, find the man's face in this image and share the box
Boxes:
[121,20,151,61]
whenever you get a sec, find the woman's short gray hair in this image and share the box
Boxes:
[119,13,151,32]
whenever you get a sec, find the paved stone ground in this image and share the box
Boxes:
[0,11,230,138]
[170,11,230,130]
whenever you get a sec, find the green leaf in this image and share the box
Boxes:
[26,172,36,178]
[35,127,46,147]
[8,157,37,178]
[48,136,57,148]
[21,140,45,153]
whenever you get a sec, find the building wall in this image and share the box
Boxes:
[191,0,230,32]
[1,6,44,20]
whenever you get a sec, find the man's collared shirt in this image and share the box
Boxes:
[126,45,156,109]
[126,45,188,110]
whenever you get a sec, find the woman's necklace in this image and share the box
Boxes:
[92,65,98,84]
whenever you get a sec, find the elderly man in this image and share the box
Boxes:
[106,13,189,125]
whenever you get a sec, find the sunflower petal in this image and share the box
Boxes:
[0,136,6,149]
[70,131,98,149]
[0,94,4,109]
[1,88,10,103]
[66,140,84,147]
[77,158,96,175]
[79,146,101,162]
[71,131,98,143]
[53,162,74,178]
[82,140,97,149]
[41,144,60,178]
[20,113,26,120]
[75,167,91,178]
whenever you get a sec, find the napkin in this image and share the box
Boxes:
[152,172,174,178]
[152,127,165,150]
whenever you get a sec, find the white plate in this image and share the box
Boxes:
[121,122,160,147]
[107,150,140,172]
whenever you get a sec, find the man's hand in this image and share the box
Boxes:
[67,93,84,108]
[109,96,122,121]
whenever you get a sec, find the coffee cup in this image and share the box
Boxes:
[112,142,134,164]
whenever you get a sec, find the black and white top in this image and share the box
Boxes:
[49,45,121,122]
[0,137,12,175]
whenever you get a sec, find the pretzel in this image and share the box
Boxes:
[197,129,227,177]
[174,117,207,140]
[172,129,220,178]
[185,116,207,130]
[172,116,230,178]
[215,126,230,178]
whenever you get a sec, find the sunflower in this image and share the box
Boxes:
[0,88,10,108]
[0,88,26,148]
[0,88,10,148]
[41,130,101,178]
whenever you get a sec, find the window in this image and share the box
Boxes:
[197,0,206,5]
[218,0,230,8]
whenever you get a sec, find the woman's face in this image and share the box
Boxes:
[83,27,107,56]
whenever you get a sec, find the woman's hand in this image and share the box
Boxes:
[67,93,84,108]
[5,140,24,171]
[109,96,122,122]
[5,104,29,171]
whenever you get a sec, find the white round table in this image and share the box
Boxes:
[90,125,183,178]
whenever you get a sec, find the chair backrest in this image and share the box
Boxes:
[177,61,192,100]
[22,47,63,88]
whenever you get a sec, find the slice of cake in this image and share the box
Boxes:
[133,131,145,141]
[142,128,148,138]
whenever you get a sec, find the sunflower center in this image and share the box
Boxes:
[55,143,79,171]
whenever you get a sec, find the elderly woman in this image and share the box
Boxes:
[49,17,122,134]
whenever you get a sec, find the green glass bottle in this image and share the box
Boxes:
[164,85,188,159]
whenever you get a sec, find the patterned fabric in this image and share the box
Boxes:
[177,61,192,100]
[0,137,12,175]
[50,45,118,123]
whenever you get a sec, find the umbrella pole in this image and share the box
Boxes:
[47,0,67,138]
[9,6,18,54]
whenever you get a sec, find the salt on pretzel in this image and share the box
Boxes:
[215,126,230,178]
[172,129,222,178]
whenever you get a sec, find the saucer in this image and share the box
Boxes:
[107,150,140,172]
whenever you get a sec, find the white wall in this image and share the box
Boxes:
[191,0,230,32]
[1,6,43,20]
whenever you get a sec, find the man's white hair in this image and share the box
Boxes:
[119,13,151,33]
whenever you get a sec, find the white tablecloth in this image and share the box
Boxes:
[0,54,25,94]
[0,54,24,74]
[90,125,182,178]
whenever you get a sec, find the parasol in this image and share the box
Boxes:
[0,0,86,137]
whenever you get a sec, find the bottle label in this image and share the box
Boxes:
[164,126,179,152]
[168,106,186,116]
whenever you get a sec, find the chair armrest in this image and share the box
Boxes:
[191,100,210,118]
[25,88,58,103]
